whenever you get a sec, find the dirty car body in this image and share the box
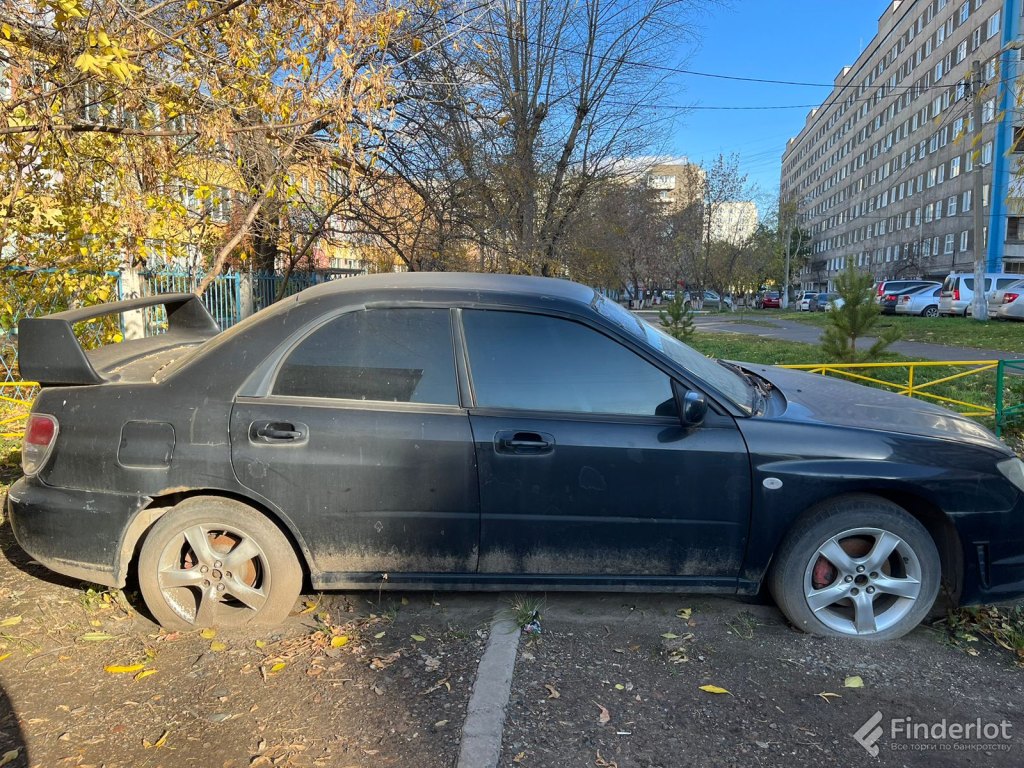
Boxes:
[8,274,1024,637]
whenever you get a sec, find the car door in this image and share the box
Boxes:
[230,307,480,579]
[460,309,751,582]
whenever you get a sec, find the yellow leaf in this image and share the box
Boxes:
[255,639,267,648]
[105,664,145,674]
[374,631,386,639]
[0,654,10,663]
[0,748,20,767]
[134,669,158,681]
[97,30,110,47]
[269,662,286,673]
[79,631,115,642]
[210,641,226,652]
[844,675,864,688]
[661,632,678,639]
[411,37,425,53]
[676,608,692,620]
[330,635,349,648]
[0,616,22,627]
[199,628,216,639]
[143,730,169,749]
[410,634,426,642]
[699,684,730,695]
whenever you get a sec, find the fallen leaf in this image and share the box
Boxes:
[401,597,409,605]
[210,641,227,652]
[595,702,611,724]
[269,662,286,673]
[79,631,115,642]
[512,752,526,763]
[330,635,349,648]
[0,654,9,663]
[254,639,266,649]
[105,664,145,674]
[199,628,216,639]
[545,684,560,699]
[816,691,841,703]
[374,631,386,639]
[142,730,169,749]
[844,675,864,689]
[299,599,319,614]
[134,669,158,682]
[699,684,730,695]
[0,748,19,766]
[614,683,625,690]
[676,608,692,620]
[661,632,679,639]
[434,719,449,727]
[410,634,426,642]
[0,616,21,628]
[595,751,618,768]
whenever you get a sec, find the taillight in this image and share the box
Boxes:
[1005,293,1019,304]
[900,296,910,303]
[22,413,58,476]
[953,289,960,301]
[884,294,896,301]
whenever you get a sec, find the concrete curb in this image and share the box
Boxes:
[456,597,520,768]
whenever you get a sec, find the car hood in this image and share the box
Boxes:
[740,363,1010,453]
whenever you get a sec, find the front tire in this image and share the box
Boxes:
[769,495,940,640]
[138,497,302,630]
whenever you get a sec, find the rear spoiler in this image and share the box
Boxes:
[18,293,220,386]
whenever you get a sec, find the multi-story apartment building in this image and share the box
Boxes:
[782,0,1022,291]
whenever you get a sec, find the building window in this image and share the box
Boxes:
[945,234,955,254]
[1009,217,1024,241]
[961,230,969,252]
[936,199,944,219]
[982,140,993,165]
[963,189,973,211]
[951,156,961,177]
[982,99,995,123]
[948,195,958,216]
[960,2,970,23]
[987,10,1001,40]
[925,203,934,222]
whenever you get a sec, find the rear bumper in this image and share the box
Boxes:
[7,478,150,588]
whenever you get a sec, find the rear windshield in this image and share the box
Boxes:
[941,276,956,292]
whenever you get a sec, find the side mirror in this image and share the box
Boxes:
[680,390,707,427]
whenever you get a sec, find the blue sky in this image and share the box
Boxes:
[663,1,887,209]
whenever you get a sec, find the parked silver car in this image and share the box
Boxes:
[994,279,1024,321]
[894,284,942,317]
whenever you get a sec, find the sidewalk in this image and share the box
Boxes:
[637,311,1024,363]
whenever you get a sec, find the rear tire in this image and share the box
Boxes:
[138,497,302,630]
[922,305,938,318]
[769,495,940,641]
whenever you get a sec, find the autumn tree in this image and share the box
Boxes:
[0,0,408,296]
[381,0,709,275]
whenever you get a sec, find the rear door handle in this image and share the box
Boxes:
[494,430,555,455]
[250,421,308,444]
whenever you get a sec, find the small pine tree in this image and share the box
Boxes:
[658,294,696,341]
[821,265,900,362]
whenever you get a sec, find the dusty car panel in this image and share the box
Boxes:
[8,273,1024,638]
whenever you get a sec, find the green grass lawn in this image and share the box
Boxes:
[787,311,1024,355]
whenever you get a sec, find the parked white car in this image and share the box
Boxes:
[939,272,1022,316]
[798,291,817,311]
[894,285,942,317]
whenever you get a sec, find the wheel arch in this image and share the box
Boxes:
[114,488,315,589]
[760,489,963,604]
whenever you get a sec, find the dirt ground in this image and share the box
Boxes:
[1,514,1023,768]
[0,522,495,768]
[500,595,1024,768]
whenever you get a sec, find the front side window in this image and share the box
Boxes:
[274,308,458,405]
[462,310,676,417]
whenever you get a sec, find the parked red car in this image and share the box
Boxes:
[760,291,781,309]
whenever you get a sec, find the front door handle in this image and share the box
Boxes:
[250,421,308,444]
[494,430,555,455]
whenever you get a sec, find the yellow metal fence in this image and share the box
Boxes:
[779,360,999,418]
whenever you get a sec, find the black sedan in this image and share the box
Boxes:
[9,274,1024,640]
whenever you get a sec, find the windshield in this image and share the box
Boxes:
[591,293,753,413]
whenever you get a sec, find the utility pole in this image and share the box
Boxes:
[970,58,988,321]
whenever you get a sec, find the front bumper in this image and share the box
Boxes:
[957,496,1024,605]
[7,478,150,588]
